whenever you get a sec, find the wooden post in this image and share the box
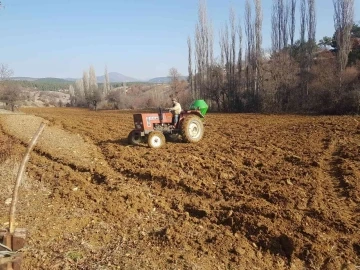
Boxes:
[9,122,46,233]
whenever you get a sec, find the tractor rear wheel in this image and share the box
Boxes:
[128,130,143,145]
[180,115,204,143]
[148,131,166,148]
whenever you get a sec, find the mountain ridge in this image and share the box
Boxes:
[148,76,187,83]
[11,72,187,83]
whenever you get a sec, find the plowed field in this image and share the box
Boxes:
[1,108,359,270]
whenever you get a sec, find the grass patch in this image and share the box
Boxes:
[66,251,83,262]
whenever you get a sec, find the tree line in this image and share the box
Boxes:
[69,65,190,110]
[9,80,71,92]
[0,62,184,111]
[68,65,146,110]
[187,0,359,114]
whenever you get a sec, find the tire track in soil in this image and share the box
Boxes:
[310,134,358,233]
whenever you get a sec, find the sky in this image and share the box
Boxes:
[0,0,359,80]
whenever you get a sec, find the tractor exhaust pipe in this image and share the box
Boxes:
[159,107,163,125]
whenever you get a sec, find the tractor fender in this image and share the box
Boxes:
[181,110,204,119]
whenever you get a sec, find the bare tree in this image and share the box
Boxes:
[307,0,316,60]
[288,0,297,48]
[229,7,237,109]
[271,2,279,51]
[305,0,316,98]
[237,21,243,96]
[207,63,225,111]
[68,85,75,106]
[89,65,98,91]
[271,0,303,110]
[74,79,85,105]
[300,0,307,45]
[245,0,255,97]
[169,67,182,97]
[0,64,13,81]
[219,24,228,67]
[298,0,307,105]
[254,0,263,97]
[82,71,90,103]
[217,6,245,112]
[107,89,129,109]
[89,66,101,110]
[219,7,238,111]
[68,85,74,96]
[187,36,194,97]
[264,53,300,112]
[219,23,229,110]
[281,0,289,49]
[209,22,214,68]
[0,64,18,111]
[104,66,110,96]
[194,0,213,100]
[333,0,354,91]
[295,0,316,106]
[271,0,289,52]
[0,84,23,111]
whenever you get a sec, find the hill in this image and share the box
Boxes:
[11,74,191,84]
[34,78,73,83]
[148,76,187,83]
[97,72,140,83]
[11,77,40,82]
[11,72,141,83]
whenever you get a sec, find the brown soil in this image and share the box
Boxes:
[1,108,359,270]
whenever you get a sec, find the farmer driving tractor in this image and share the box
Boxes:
[128,98,208,148]
[166,97,182,127]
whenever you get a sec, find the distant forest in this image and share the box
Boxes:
[9,79,72,92]
[5,79,149,92]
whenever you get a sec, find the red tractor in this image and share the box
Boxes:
[128,100,208,148]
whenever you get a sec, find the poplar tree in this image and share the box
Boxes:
[194,0,213,100]
[75,79,85,105]
[104,66,110,96]
[254,0,263,97]
[68,85,75,106]
[82,71,90,104]
[289,0,297,48]
[89,65,98,91]
[245,0,255,98]
[187,36,194,97]
[333,0,354,91]
[89,65,101,110]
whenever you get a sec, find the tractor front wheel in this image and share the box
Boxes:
[180,115,204,143]
[128,130,143,145]
[148,131,166,148]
